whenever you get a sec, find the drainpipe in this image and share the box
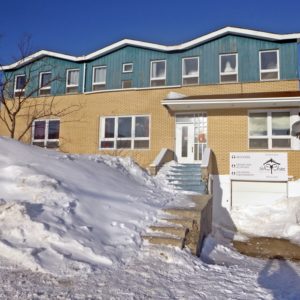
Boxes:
[82,62,86,93]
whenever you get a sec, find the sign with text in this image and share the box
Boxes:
[230,152,288,181]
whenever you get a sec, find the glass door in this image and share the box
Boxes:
[175,123,194,163]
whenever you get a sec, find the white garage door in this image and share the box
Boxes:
[231,181,287,209]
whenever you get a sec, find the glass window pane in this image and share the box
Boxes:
[183,58,198,76]
[104,118,115,138]
[181,126,188,157]
[272,139,291,148]
[261,51,278,70]
[101,141,114,148]
[118,117,132,138]
[48,120,60,139]
[41,73,51,88]
[122,80,132,89]
[261,72,278,80]
[272,112,290,136]
[220,74,237,83]
[150,79,166,87]
[249,113,267,136]
[94,67,106,83]
[183,77,198,85]
[151,61,165,78]
[221,55,236,73]
[16,75,26,90]
[93,84,105,91]
[34,121,46,139]
[117,140,131,149]
[66,86,78,93]
[134,140,149,149]
[46,141,59,149]
[176,115,194,123]
[32,141,45,148]
[249,139,268,149]
[123,64,133,72]
[67,70,79,85]
[135,117,149,138]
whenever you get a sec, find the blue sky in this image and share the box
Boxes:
[1,0,300,64]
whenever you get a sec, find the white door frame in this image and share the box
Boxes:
[175,123,194,163]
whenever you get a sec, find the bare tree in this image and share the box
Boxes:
[0,35,83,141]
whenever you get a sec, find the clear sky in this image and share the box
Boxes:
[1,0,300,64]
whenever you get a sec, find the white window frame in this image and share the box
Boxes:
[93,66,107,90]
[99,115,151,150]
[219,53,238,83]
[121,80,132,89]
[66,68,80,93]
[122,63,133,73]
[150,60,166,86]
[14,74,26,97]
[259,49,280,81]
[32,119,60,148]
[182,57,199,85]
[39,72,52,95]
[248,109,292,150]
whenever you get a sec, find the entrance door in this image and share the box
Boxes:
[175,123,194,163]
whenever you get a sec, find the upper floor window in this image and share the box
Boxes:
[150,60,166,87]
[66,69,79,94]
[249,110,291,149]
[220,53,238,83]
[123,63,133,73]
[182,57,199,85]
[100,115,150,149]
[32,119,60,149]
[122,80,132,89]
[259,50,279,81]
[93,66,106,91]
[14,74,26,97]
[39,72,51,96]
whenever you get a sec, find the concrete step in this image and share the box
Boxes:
[163,207,200,220]
[167,178,202,183]
[142,235,184,248]
[160,217,195,228]
[149,225,188,238]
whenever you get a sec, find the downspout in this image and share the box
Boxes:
[82,62,86,93]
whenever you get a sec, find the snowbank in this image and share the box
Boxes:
[0,137,174,275]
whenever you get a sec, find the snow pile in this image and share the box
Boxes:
[232,197,300,245]
[165,92,186,100]
[0,137,173,275]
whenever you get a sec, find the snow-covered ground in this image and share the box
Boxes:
[0,137,299,299]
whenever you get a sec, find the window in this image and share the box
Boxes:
[220,53,238,83]
[249,110,291,149]
[122,80,132,89]
[182,57,199,85]
[39,72,51,96]
[100,115,150,149]
[122,63,133,73]
[32,119,60,149]
[14,74,26,97]
[66,69,79,94]
[259,50,279,81]
[150,60,166,86]
[93,66,106,91]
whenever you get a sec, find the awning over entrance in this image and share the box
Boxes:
[162,91,300,111]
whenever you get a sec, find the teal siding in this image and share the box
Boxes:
[3,34,299,96]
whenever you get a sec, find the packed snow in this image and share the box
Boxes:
[0,137,299,299]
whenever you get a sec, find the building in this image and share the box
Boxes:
[1,26,300,212]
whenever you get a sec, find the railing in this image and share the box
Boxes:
[148,148,175,175]
[201,148,213,194]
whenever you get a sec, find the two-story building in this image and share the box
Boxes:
[1,26,300,211]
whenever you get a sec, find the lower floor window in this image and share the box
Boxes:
[32,119,60,148]
[249,110,291,149]
[100,115,150,149]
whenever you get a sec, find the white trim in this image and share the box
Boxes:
[39,72,51,95]
[248,109,293,150]
[92,66,107,90]
[182,57,199,85]
[3,27,300,70]
[99,115,151,150]
[219,53,238,83]
[259,49,280,81]
[14,74,26,96]
[32,119,60,148]
[66,68,80,93]
[150,60,166,86]
[82,63,86,93]
[122,63,133,73]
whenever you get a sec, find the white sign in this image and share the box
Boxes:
[230,152,288,181]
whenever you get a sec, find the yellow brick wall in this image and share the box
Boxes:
[0,80,299,177]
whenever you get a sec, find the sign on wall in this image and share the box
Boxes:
[230,152,288,181]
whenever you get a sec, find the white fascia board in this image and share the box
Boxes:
[161,96,300,110]
[2,27,300,70]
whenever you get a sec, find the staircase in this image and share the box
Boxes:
[166,164,206,194]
